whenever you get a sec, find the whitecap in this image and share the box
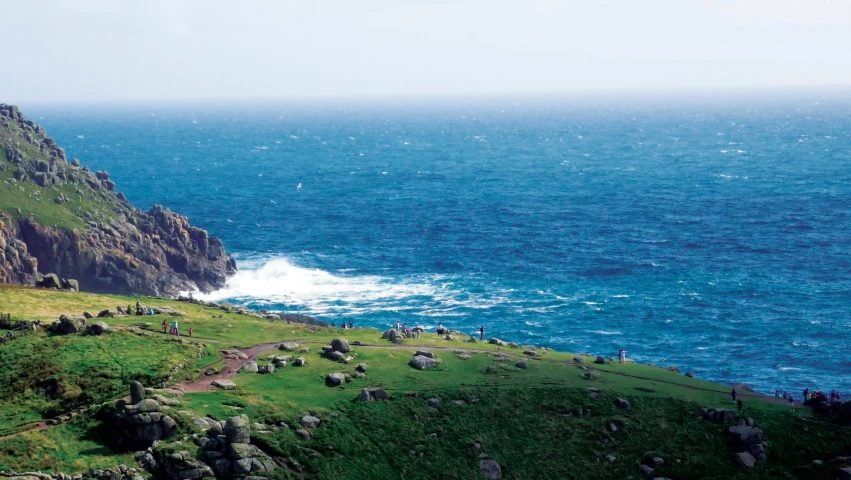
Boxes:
[586,330,622,335]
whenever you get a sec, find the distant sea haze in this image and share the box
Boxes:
[30,93,851,396]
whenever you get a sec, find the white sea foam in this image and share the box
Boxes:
[196,256,512,317]
[586,330,622,335]
[197,257,443,314]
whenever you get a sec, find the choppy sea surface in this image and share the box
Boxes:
[28,92,851,395]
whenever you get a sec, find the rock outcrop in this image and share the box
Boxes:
[181,414,276,479]
[109,383,177,448]
[0,104,236,296]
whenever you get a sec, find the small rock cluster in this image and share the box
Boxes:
[728,420,767,467]
[34,273,78,291]
[0,465,144,480]
[189,414,277,478]
[112,381,178,448]
[357,387,390,402]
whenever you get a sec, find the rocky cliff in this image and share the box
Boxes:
[0,104,236,296]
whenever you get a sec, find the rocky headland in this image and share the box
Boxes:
[0,104,235,296]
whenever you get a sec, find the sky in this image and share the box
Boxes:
[3,0,851,102]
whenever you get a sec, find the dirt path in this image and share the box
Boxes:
[179,341,287,392]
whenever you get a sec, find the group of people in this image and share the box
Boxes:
[133,301,155,316]
[772,386,845,411]
[340,320,354,329]
[161,319,192,337]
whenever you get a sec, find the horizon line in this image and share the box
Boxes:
[11,84,851,107]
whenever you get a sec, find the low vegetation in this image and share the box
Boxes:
[1,285,850,479]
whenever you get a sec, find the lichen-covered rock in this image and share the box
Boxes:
[410,355,439,370]
[224,415,251,444]
[330,337,351,353]
[86,321,111,335]
[326,372,347,386]
[299,415,321,428]
[130,380,145,404]
[54,314,86,334]
[161,451,216,480]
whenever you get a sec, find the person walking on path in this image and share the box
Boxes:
[731,388,737,403]
[162,320,167,334]
[188,327,193,337]
[172,320,179,337]
[479,325,484,340]
[737,397,743,413]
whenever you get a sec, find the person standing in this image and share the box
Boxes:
[396,320,401,332]
[479,325,484,340]
[804,388,809,402]
[788,395,795,411]
[618,349,627,363]
[188,327,193,337]
[162,320,167,334]
[731,388,737,403]
[173,320,179,337]
[348,320,353,329]
[737,397,743,413]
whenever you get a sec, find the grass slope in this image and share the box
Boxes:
[0,143,119,231]
[0,286,849,479]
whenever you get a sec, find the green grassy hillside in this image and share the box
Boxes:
[0,286,849,479]
[0,129,120,231]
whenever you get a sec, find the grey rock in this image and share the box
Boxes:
[734,451,756,468]
[516,360,527,369]
[300,415,321,428]
[227,442,262,460]
[211,380,236,390]
[224,414,251,444]
[370,387,390,400]
[410,355,439,370]
[746,443,767,462]
[330,337,351,353]
[479,458,502,479]
[639,464,654,477]
[326,372,347,386]
[241,362,259,373]
[414,350,434,358]
[728,425,762,447]
[86,321,111,335]
[130,381,145,404]
[615,398,630,410]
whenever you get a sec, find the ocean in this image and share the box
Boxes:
[27,91,851,395]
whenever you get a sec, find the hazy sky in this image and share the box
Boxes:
[3,0,851,102]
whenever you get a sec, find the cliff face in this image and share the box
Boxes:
[0,104,236,297]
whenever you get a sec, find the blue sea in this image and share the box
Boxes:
[27,91,851,395]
